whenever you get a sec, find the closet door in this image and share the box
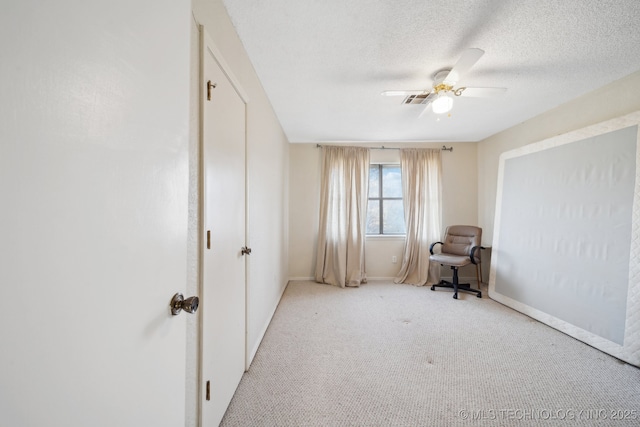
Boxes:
[200,31,248,427]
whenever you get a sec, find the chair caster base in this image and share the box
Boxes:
[431,280,482,299]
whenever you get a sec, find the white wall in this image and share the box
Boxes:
[189,1,290,424]
[289,142,479,280]
[478,69,640,245]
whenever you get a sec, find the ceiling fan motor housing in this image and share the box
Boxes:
[433,69,452,84]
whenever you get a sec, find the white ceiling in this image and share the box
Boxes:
[222,0,640,143]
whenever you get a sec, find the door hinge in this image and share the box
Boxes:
[207,230,211,250]
[207,80,217,101]
[206,380,211,401]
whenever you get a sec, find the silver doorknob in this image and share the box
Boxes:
[170,293,199,315]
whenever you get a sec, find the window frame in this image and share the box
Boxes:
[367,163,405,236]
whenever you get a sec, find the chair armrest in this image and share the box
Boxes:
[470,246,485,264]
[429,241,443,255]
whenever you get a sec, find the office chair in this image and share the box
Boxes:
[429,225,483,299]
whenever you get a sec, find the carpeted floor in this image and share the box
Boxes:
[220,280,640,426]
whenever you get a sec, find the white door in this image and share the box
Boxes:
[201,34,248,426]
[0,2,189,425]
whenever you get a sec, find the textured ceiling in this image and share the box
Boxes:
[222,0,640,142]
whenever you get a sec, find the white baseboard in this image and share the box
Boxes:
[288,276,400,282]
[287,276,480,284]
[441,276,480,284]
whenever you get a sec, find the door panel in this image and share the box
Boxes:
[201,39,247,426]
[0,2,189,426]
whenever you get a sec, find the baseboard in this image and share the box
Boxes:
[367,277,482,285]
[247,280,289,367]
[288,276,480,284]
[288,276,399,282]
[441,276,480,284]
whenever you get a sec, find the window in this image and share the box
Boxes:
[367,164,405,235]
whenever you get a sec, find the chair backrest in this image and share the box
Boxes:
[441,225,482,257]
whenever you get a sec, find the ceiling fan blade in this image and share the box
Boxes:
[381,90,426,96]
[457,87,507,97]
[443,48,485,85]
[418,92,437,117]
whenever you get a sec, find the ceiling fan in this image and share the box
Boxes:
[381,48,506,116]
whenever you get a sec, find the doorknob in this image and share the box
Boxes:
[241,246,252,255]
[170,293,199,315]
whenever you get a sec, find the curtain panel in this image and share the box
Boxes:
[314,146,370,287]
[394,148,442,286]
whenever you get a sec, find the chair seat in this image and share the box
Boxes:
[429,253,471,267]
[429,225,483,299]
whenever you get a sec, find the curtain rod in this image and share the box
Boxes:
[315,144,453,152]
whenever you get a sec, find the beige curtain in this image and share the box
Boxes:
[394,148,442,286]
[314,146,370,287]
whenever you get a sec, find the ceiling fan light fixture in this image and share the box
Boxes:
[432,92,453,114]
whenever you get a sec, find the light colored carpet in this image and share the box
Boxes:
[221,280,640,426]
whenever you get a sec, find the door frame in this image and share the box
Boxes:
[198,25,250,424]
